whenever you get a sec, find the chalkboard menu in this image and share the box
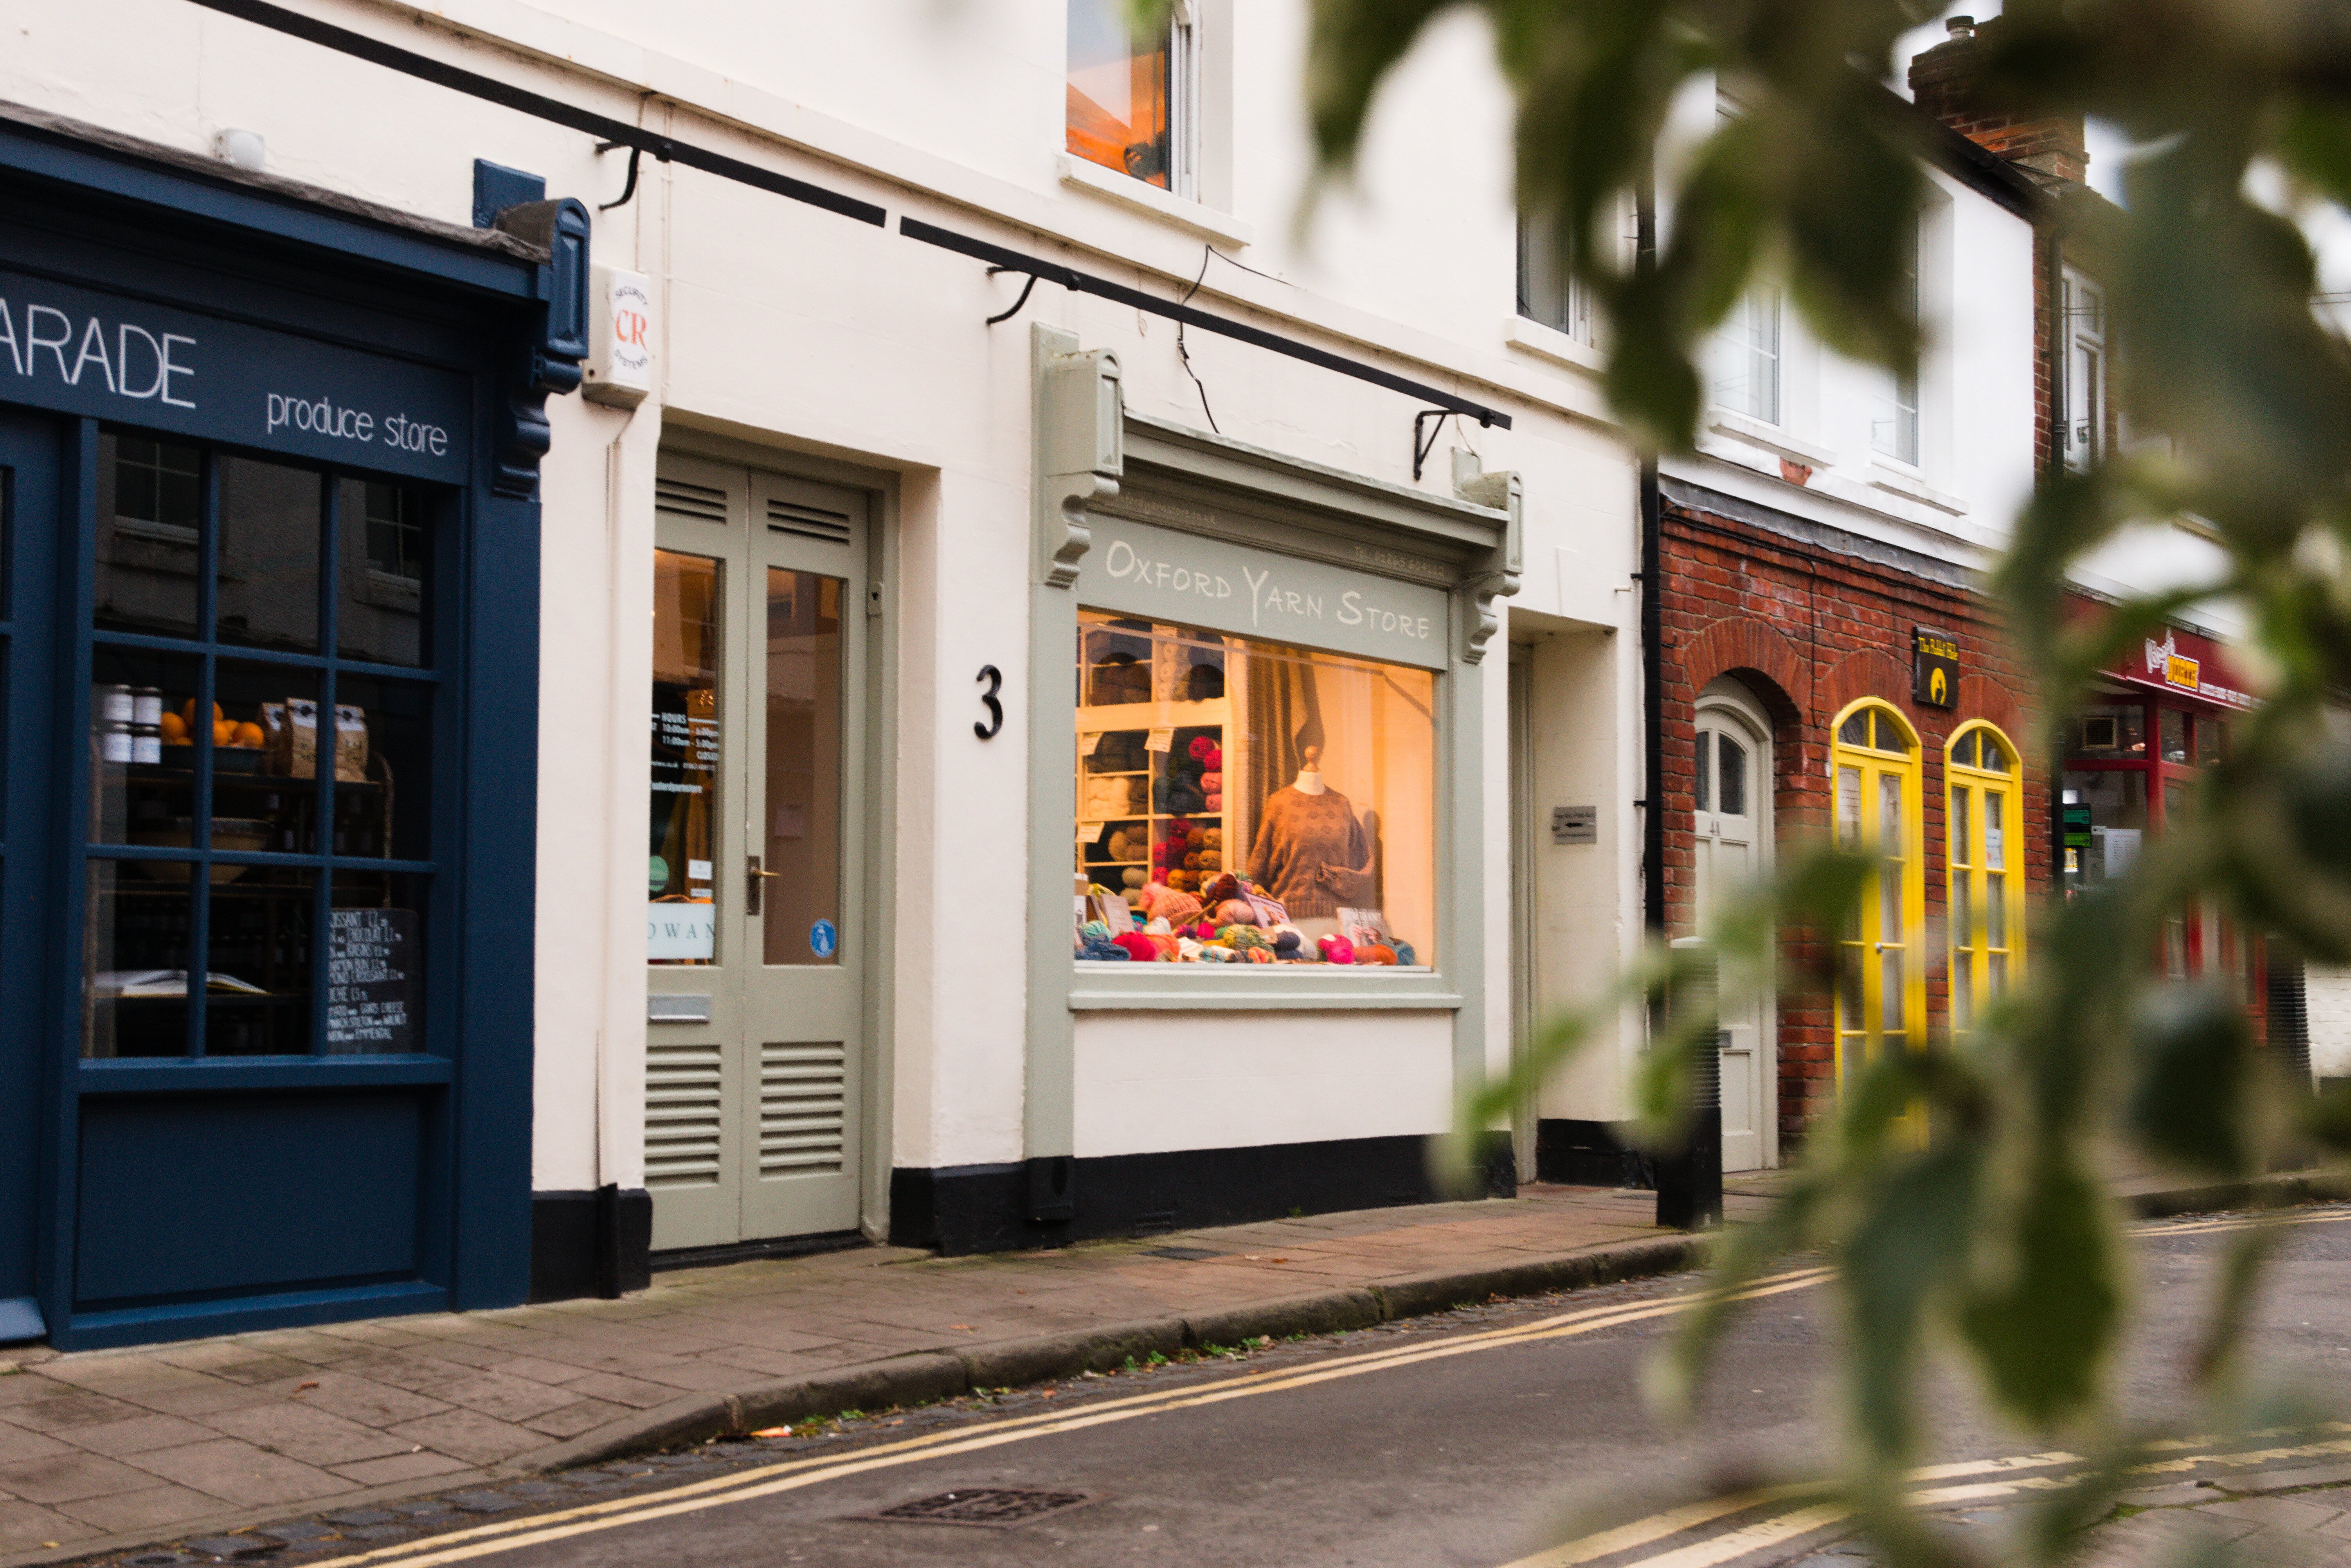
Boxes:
[326,907,416,1052]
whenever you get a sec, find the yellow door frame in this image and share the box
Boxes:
[1830,699,1924,1086]
[1945,720,2025,1040]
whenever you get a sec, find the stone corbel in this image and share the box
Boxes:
[1033,324,1123,588]
[1452,450,1522,664]
[490,197,592,500]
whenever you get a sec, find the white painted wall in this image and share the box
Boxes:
[0,0,1643,1210]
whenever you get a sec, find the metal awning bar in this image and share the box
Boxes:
[184,0,887,227]
[901,218,1512,429]
[181,0,1513,430]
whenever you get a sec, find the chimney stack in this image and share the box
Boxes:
[1907,14,2087,186]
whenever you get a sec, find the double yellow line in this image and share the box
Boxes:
[299,1266,1834,1568]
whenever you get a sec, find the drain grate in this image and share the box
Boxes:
[864,1488,1100,1528]
[1145,1246,1224,1261]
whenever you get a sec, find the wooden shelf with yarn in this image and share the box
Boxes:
[1076,696,1231,905]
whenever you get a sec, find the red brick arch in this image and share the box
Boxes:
[1821,649,1922,736]
[1680,615,1811,721]
[1951,672,2031,743]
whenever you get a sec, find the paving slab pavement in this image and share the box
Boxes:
[0,1183,1735,1564]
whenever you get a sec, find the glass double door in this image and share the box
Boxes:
[647,454,869,1252]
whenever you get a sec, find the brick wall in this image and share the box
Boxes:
[1659,494,2049,1149]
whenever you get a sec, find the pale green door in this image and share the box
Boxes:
[647,453,869,1250]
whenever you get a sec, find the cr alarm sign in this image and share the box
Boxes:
[584,264,653,408]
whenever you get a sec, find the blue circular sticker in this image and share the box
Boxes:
[810,919,837,958]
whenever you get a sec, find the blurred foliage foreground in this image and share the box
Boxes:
[1300,0,2351,1563]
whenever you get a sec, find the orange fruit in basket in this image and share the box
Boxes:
[181,699,224,728]
[233,721,264,748]
[213,719,234,745]
[158,712,189,743]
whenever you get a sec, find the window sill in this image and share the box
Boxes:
[1705,410,1838,470]
[1503,315,1605,374]
[1865,461,1969,516]
[1070,964,1460,1011]
[1056,153,1254,248]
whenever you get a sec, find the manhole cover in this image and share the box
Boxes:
[1145,1246,1223,1260]
[863,1488,1100,1528]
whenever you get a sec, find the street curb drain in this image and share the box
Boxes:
[856,1488,1103,1529]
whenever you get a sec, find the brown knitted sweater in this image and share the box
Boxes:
[1248,787,1372,919]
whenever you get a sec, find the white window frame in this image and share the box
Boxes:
[1516,206,1592,345]
[1712,282,1782,426]
[2064,265,2106,471]
[1871,212,1921,466]
[1166,0,1198,201]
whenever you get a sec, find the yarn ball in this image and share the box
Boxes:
[1079,920,1112,942]
[1200,771,1222,793]
[1355,943,1398,966]
[1111,931,1159,962]
[1189,735,1215,761]
[1078,936,1129,961]
[1192,921,1218,942]
[1197,851,1222,872]
[1122,868,1145,889]
[1247,947,1275,963]
[1392,941,1416,966]
[1183,851,1201,870]
[1107,830,1134,861]
[1273,930,1302,955]
[1202,746,1222,771]
[1214,898,1258,926]
[1148,933,1181,960]
[1318,933,1356,966]
[1201,827,1222,851]
[1204,794,1222,813]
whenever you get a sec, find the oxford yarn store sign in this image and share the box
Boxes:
[0,268,470,483]
[1082,513,1450,670]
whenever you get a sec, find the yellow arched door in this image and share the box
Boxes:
[1946,723,2024,1039]
[1832,702,1924,1085]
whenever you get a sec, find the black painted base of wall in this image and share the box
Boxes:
[1536,1120,1654,1190]
[529,1187,652,1302]
[888,1133,1516,1255]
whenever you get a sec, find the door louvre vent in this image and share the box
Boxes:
[655,477,729,525]
[646,1039,724,1189]
[760,1041,846,1175]
[766,498,853,546]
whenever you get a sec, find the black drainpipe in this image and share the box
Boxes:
[1636,167,1665,938]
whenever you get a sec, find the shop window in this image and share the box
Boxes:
[1871,212,1921,466]
[1517,207,1592,345]
[1831,701,1921,1081]
[84,432,438,1059]
[1075,611,1435,968]
[1067,0,1194,195]
[1947,722,2022,1038]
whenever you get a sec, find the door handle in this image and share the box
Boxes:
[746,854,781,915]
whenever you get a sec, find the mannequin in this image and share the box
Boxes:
[1249,745,1374,927]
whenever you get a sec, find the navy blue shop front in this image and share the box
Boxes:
[0,106,585,1349]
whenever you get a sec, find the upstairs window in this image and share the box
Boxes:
[1516,208,1592,344]
[1872,214,1921,465]
[1712,283,1782,424]
[2064,266,2106,470]
[1067,0,1194,195]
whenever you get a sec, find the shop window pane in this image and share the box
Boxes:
[1984,791,2005,870]
[1952,730,1977,769]
[212,661,321,858]
[2160,707,2189,764]
[327,870,426,1054]
[1838,958,1864,1042]
[332,673,430,861]
[1952,951,1973,1030]
[2164,915,2188,978]
[1693,732,1712,813]
[1882,948,1905,1035]
[1067,0,1172,188]
[2197,716,2227,766]
[2164,777,2190,828]
[1878,773,1903,856]
[1987,870,2007,949]
[1988,950,2007,994]
[94,432,201,638]
[1836,766,1861,849]
[1838,712,1869,747]
[216,456,320,652]
[651,550,720,965]
[1950,788,1971,869]
[763,570,844,968]
[205,864,314,1056]
[84,861,189,1058]
[1075,610,1436,967]
[2061,768,2146,889]
[338,478,432,668]
[1718,736,1747,816]
[1712,284,1782,423]
[2071,705,2145,758]
[90,647,199,848]
[1979,732,2008,771]
[1951,873,1972,952]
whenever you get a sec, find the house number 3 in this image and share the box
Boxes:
[974,664,1004,740]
